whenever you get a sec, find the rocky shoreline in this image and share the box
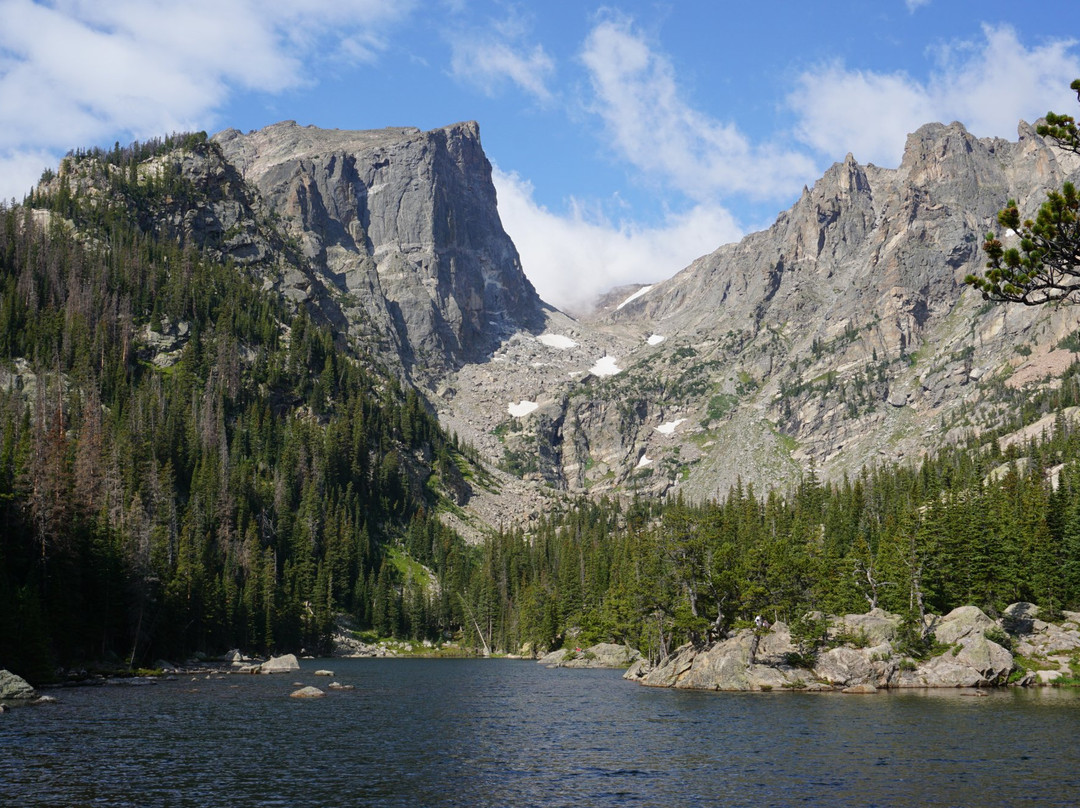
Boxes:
[622,603,1080,692]
[536,643,643,669]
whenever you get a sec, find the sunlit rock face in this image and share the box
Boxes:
[216,120,544,381]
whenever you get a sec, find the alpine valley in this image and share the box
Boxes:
[5,114,1080,684]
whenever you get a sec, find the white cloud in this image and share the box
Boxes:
[789,24,1080,167]
[905,0,932,11]
[450,40,555,101]
[493,167,742,313]
[581,17,817,202]
[0,0,413,201]
[448,13,555,101]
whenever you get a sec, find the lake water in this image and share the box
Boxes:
[3,658,1079,807]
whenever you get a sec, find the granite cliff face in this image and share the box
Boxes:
[214,121,544,381]
[435,120,1080,503]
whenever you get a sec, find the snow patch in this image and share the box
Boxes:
[636,454,652,469]
[617,285,654,310]
[646,334,666,346]
[507,400,539,417]
[537,333,578,349]
[589,356,622,377]
[655,418,687,435]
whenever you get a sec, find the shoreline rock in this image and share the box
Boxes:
[538,643,642,669]
[260,654,300,674]
[624,604,1080,692]
[0,670,37,700]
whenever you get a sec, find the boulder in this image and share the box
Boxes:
[814,646,875,687]
[623,658,653,680]
[1036,668,1064,685]
[327,682,355,690]
[933,606,996,645]
[901,634,1013,688]
[642,630,800,691]
[260,654,300,673]
[0,670,36,700]
[1003,602,1040,634]
[313,669,334,677]
[289,686,325,699]
[831,609,902,646]
[539,644,641,669]
[536,649,567,667]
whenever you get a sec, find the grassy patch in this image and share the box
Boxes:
[705,393,739,422]
[385,546,432,588]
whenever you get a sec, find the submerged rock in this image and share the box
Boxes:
[289,686,325,699]
[314,669,334,677]
[842,684,878,694]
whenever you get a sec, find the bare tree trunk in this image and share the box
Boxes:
[747,632,760,668]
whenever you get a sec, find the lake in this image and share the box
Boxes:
[2,658,1079,807]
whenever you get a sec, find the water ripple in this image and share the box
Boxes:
[3,661,1080,807]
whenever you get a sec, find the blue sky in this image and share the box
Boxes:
[2,1,1079,310]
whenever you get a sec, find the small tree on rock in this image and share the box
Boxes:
[966,79,1080,305]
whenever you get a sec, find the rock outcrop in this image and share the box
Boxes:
[625,606,1028,691]
[1002,602,1080,684]
[538,643,642,668]
[0,670,36,700]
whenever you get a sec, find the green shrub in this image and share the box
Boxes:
[985,625,1012,650]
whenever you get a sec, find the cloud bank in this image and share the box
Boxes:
[494,167,741,313]
[0,0,412,200]
[789,25,1080,167]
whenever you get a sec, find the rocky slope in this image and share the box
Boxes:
[437,120,1080,502]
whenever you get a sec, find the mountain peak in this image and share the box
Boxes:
[214,120,544,380]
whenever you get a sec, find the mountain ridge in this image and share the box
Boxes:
[27,116,1080,521]
[435,119,1080,504]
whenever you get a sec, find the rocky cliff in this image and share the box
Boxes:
[214,121,545,382]
[436,120,1080,503]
